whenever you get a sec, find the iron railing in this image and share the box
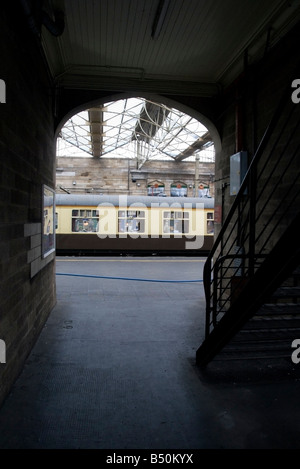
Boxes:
[202,72,300,342]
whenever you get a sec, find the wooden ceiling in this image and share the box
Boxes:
[24,0,300,159]
[39,0,300,97]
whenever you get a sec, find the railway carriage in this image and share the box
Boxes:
[55,194,214,255]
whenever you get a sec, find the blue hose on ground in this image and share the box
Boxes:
[56,272,203,283]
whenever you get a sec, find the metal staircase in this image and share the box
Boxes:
[196,70,300,367]
[207,263,300,362]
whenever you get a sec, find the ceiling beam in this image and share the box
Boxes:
[88,107,105,157]
[174,131,212,161]
[131,100,170,144]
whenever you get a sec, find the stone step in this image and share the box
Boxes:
[271,286,300,299]
[220,330,297,360]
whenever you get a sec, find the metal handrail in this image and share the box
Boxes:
[203,66,300,340]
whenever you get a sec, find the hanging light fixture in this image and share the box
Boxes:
[151,0,170,39]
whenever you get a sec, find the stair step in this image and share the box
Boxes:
[281,268,300,286]
[226,337,293,348]
[200,265,300,364]
[257,303,300,315]
[217,349,291,360]
[227,327,300,360]
[248,319,300,329]
[271,286,300,299]
[254,303,300,321]
[240,318,300,331]
[220,334,296,360]
[292,266,300,276]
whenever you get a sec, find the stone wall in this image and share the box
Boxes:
[214,21,300,231]
[56,157,215,198]
[0,6,56,407]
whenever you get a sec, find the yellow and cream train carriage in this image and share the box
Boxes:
[55,194,214,255]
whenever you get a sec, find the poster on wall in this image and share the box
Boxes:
[42,184,56,258]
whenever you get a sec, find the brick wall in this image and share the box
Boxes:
[0,6,56,407]
[214,21,300,231]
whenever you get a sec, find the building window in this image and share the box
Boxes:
[71,209,99,232]
[197,183,210,197]
[163,211,189,234]
[170,182,187,197]
[207,211,214,234]
[147,181,165,196]
[118,210,145,233]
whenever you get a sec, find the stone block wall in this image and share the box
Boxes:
[56,156,215,198]
[214,21,300,233]
[0,6,56,408]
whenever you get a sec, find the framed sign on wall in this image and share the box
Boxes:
[42,184,56,258]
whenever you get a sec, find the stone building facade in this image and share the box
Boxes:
[56,157,215,198]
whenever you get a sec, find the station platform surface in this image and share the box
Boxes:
[0,256,300,451]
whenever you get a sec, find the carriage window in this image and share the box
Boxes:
[163,211,189,234]
[71,209,99,232]
[163,211,189,219]
[118,210,145,233]
[207,212,214,234]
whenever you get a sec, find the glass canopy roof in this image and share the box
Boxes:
[57,97,215,167]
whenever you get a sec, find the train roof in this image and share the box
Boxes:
[55,193,215,209]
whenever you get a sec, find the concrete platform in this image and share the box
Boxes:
[0,256,300,450]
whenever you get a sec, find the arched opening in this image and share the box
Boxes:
[54,93,220,256]
[55,93,221,154]
[170,181,187,197]
[147,180,165,197]
[55,93,221,198]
